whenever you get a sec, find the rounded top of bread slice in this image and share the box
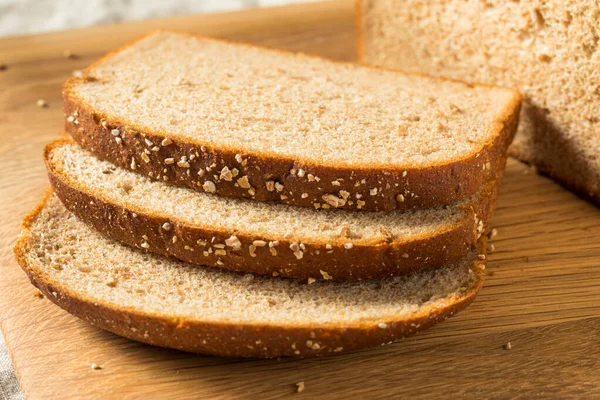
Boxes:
[64,31,521,169]
[46,139,474,246]
[14,192,485,357]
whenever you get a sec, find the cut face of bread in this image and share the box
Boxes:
[14,192,486,358]
[45,139,493,280]
[358,0,600,205]
[64,30,521,211]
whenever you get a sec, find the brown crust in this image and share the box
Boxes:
[63,31,522,212]
[509,148,600,207]
[13,190,486,358]
[44,138,499,281]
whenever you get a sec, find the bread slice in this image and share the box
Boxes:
[357,0,600,205]
[45,139,496,280]
[63,30,521,212]
[14,191,486,358]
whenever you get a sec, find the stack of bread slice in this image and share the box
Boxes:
[15,31,521,358]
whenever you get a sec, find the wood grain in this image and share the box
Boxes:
[1,1,599,398]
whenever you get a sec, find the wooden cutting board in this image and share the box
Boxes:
[1,1,599,398]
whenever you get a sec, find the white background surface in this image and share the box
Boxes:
[0,1,314,399]
[0,0,314,36]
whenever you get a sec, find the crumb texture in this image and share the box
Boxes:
[361,0,600,197]
[21,195,479,327]
[69,31,516,168]
[48,142,469,244]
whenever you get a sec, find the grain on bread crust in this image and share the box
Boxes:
[46,139,498,280]
[63,30,521,212]
[14,191,486,358]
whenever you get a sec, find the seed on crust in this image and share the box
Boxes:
[237,176,251,189]
[322,194,346,208]
[248,245,257,257]
[202,181,216,193]
[320,270,333,280]
[220,166,233,181]
[224,235,242,251]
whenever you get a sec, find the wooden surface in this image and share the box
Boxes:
[1,1,599,398]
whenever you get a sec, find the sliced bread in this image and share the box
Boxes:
[45,139,496,280]
[358,0,600,205]
[64,30,521,212]
[14,191,486,358]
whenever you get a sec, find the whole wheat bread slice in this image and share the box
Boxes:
[64,30,521,212]
[14,191,485,358]
[357,0,600,205]
[46,139,495,280]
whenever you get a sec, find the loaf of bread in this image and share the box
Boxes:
[14,192,486,358]
[64,30,521,211]
[358,0,600,204]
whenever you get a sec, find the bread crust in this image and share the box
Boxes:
[63,31,522,212]
[46,140,495,281]
[13,190,486,358]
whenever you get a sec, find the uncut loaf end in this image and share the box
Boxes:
[358,0,600,205]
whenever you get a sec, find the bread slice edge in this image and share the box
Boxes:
[14,190,486,358]
[62,30,522,212]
